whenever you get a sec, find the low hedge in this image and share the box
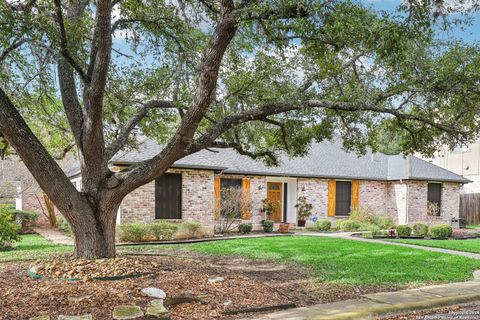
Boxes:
[118,221,179,242]
[396,225,412,237]
[239,223,253,234]
[263,220,274,233]
[412,223,429,237]
[337,220,362,231]
[316,220,331,231]
[430,224,453,239]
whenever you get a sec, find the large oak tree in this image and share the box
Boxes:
[1,0,479,258]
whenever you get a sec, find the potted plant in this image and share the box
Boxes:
[295,196,313,227]
[278,222,290,233]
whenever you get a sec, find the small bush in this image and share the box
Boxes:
[413,223,429,237]
[0,210,20,249]
[12,210,39,234]
[175,220,205,239]
[362,225,384,239]
[349,206,376,224]
[263,220,274,233]
[57,215,72,236]
[373,215,395,229]
[396,225,412,237]
[239,223,253,234]
[316,220,331,231]
[118,222,150,242]
[149,221,178,240]
[430,224,453,239]
[337,220,361,231]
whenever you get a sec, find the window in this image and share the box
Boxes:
[220,178,242,218]
[336,181,352,216]
[427,183,442,216]
[155,173,182,219]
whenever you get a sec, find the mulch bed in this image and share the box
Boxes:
[1,251,402,320]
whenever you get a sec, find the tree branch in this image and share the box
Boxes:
[188,99,467,154]
[105,100,177,159]
[0,37,26,64]
[53,0,89,83]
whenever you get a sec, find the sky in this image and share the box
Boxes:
[363,0,480,43]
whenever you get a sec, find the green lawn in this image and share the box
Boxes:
[0,234,73,262]
[159,236,480,286]
[3,235,480,287]
[467,225,480,229]
[389,238,480,254]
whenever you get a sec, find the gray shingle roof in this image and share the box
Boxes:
[107,138,469,183]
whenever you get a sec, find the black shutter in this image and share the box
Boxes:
[335,181,352,216]
[155,173,182,219]
[427,183,442,214]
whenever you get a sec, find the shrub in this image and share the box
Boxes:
[430,224,453,239]
[362,225,383,239]
[263,220,274,233]
[175,220,205,239]
[337,220,361,231]
[118,222,150,242]
[316,220,331,231]
[396,225,412,237]
[413,223,429,237]
[238,223,253,234]
[57,215,72,236]
[149,221,178,240]
[12,210,39,234]
[349,206,376,225]
[373,215,395,229]
[0,210,20,249]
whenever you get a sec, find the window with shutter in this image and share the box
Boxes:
[335,181,352,216]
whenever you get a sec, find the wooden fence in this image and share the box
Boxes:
[460,193,480,225]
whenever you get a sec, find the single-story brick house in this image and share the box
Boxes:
[67,139,469,232]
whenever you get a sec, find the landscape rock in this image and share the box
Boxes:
[67,294,93,303]
[29,316,50,320]
[142,287,167,299]
[223,299,233,306]
[208,277,224,283]
[112,305,144,319]
[58,315,92,320]
[146,299,170,319]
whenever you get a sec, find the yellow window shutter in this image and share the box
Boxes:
[328,180,336,217]
[241,178,252,219]
[352,180,360,209]
[214,176,221,217]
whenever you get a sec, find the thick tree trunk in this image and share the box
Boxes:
[70,202,119,259]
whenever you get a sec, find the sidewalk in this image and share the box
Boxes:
[34,227,73,245]
[251,280,480,320]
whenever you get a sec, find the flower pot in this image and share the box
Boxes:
[297,219,306,227]
[279,223,290,233]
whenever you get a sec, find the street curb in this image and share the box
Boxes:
[311,293,480,320]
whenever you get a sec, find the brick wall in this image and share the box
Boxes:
[297,178,329,218]
[120,170,461,230]
[120,168,215,232]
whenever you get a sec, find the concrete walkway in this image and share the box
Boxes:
[296,231,480,260]
[251,280,480,320]
[34,227,73,245]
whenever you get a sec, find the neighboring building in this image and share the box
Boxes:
[68,139,468,232]
[420,140,480,193]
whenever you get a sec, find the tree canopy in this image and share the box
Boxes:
[0,0,479,258]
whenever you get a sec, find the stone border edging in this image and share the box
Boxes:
[27,268,152,281]
[318,293,480,320]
